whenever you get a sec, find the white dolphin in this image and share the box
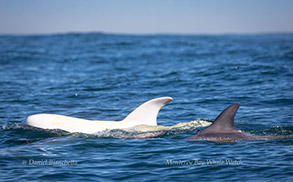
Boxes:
[26,97,172,134]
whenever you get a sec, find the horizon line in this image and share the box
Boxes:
[1,30,293,37]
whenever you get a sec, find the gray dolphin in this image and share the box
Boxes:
[187,103,291,143]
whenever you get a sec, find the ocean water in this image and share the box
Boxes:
[0,33,292,181]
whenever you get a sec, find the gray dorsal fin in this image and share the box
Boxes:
[201,103,240,134]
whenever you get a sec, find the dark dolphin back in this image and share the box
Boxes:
[201,103,240,134]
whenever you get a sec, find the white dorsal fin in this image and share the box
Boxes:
[122,97,173,126]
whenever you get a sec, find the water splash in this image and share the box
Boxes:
[91,119,212,138]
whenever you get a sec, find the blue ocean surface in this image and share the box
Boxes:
[0,33,292,181]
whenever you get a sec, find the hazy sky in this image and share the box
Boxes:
[0,0,292,34]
